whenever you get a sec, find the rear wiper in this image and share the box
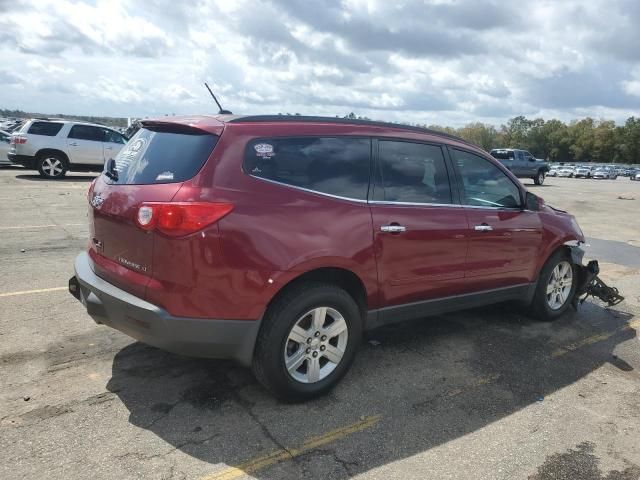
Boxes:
[105,158,119,181]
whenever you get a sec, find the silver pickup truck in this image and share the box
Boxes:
[9,119,127,179]
[490,148,550,185]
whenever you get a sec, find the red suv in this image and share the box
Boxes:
[70,115,586,400]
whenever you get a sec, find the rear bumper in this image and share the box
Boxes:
[8,153,36,169]
[70,251,260,366]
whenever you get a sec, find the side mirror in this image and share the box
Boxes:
[525,191,541,211]
[528,157,536,162]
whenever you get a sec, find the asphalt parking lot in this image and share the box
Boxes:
[1,167,639,480]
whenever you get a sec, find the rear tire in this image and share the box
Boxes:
[252,282,362,401]
[531,250,577,321]
[37,154,68,179]
[534,171,545,185]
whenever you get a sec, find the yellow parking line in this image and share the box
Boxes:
[201,415,382,480]
[552,319,640,357]
[0,287,67,298]
[0,223,84,230]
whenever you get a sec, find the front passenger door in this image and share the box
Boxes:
[523,151,537,175]
[449,148,543,291]
[102,129,126,162]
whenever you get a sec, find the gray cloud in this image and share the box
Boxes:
[524,65,640,109]
[0,69,21,85]
[0,0,639,125]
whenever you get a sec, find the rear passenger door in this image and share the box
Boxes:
[67,125,105,165]
[370,140,469,311]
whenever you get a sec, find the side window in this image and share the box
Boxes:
[68,125,104,142]
[104,129,126,144]
[515,150,524,162]
[27,122,63,136]
[451,149,522,208]
[377,141,451,204]
[243,137,371,200]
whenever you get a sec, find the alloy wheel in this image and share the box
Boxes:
[546,260,573,310]
[42,157,63,177]
[283,307,349,383]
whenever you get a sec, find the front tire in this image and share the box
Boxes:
[534,171,545,185]
[37,154,68,179]
[252,282,362,401]
[531,251,577,321]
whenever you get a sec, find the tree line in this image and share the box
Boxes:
[425,116,640,164]
[0,108,127,127]
[4,107,639,164]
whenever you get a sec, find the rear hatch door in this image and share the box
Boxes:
[89,124,219,298]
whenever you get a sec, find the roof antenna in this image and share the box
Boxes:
[205,82,232,115]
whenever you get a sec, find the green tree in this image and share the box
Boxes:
[456,122,500,151]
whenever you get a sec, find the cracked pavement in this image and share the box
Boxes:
[1,168,639,479]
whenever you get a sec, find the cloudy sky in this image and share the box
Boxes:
[1,0,640,126]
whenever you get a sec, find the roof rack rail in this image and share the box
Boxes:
[226,115,476,148]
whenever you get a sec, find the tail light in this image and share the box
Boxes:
[135,202,233,237]
[87,178,97,201]
[10,136,26,145]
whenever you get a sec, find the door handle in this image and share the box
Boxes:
[474,224,493,232]
[104,146,112,150]
[380,224,406,233]
[68,142,78,146]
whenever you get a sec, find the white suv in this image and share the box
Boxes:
[9,119,127,179]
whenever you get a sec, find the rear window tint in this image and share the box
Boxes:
[28,122,63,136]
[108,128,217,185]
[243,137,371,200]
[490,150,514,160]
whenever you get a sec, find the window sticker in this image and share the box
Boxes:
[121,137,147,160]
[156,171,174,181]
[254,143,275,158]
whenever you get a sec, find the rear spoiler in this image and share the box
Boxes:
[140,117,224,136]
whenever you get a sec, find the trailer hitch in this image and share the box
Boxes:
[572,259,625,309]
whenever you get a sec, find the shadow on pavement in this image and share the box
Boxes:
[106,301,636,478]
[15,173,98,182]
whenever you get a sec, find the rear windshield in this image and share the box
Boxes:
[490,150,514,160]
[107,127,218,185]
[28,121,63,136]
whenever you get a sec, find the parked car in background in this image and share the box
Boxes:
[629,168,640,181]
[70,114,588,400]
[0,129,12,165]
[547,165,559,177]
[574,165,594,178]
[592,166,618,179]
[9,119,127,179]
[489,148,549,185]
[557,166,575,177]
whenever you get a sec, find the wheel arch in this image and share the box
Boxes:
[535,239,580,280]
[36,148,70,164]
[264,267,368,321]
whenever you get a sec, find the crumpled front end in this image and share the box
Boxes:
[567,245,625,308]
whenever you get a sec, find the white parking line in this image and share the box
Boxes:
[0,287,67,298]
[0,223,85,230]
